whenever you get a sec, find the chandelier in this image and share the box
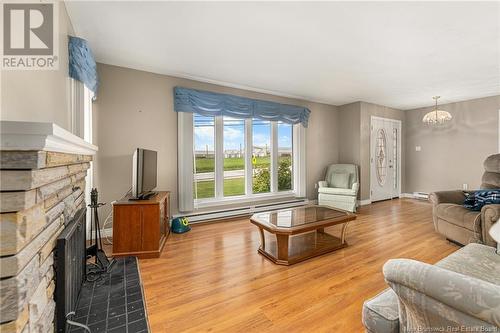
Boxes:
[422,96,452,125]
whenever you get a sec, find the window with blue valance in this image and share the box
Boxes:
[68,36,98,96]
[174,87,311,127]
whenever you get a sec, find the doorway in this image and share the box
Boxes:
[370,116,401,202]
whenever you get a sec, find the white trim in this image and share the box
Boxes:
[195,190,296,209]
[176,197,310,223]
[244,119,253,194]
[178,113,194,212]
[293,124,307,197]
[270,122,278,193]
[369,116,402,202]
[0,121,98,155]
[357,199,372,206]
[215,116,224,198]
[69,79,85,138]
[498,109,500,153]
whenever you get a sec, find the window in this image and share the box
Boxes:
[223,117,245,197]
[193,115,215,199]
[190,116,299,203]
[278,122,293,191]
[252,119,271,194]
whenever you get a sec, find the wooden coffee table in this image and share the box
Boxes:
[250,205,356,265]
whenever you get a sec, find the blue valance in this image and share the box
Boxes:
[68,36,98,95]
[174,87,311,127]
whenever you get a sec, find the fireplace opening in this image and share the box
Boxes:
[55,207,87,333]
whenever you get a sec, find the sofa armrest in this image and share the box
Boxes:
[428,190,466,206]
[481,204,500,247]
[352,182,359,193]
[383,259,500,328]
[318,181,328,188]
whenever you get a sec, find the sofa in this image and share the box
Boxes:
[429,153,500,246]
[318,164,359,212]
[362,243,500,332]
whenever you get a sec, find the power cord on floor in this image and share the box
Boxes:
[98,187,132,246]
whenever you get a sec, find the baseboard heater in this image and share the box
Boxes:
[413,192,429,200]
[179,198,309,223]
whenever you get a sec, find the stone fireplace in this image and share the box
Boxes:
[0,121,98,333]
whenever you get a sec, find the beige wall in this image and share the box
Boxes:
[338,102,361,167]
[405,95,500,194]
[1,3,75,131]
[94,63,339,217]
[337,101,405,200]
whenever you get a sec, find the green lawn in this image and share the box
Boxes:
[194,156,292,173]
[194,178,246,199]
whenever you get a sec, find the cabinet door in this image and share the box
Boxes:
[113,205,142,254]
[141,205,160,251]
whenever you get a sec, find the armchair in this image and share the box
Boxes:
[362,243,500,333]
[429,153,500,246]
[318,164,359,212]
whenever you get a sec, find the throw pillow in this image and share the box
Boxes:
[331,172,350,189]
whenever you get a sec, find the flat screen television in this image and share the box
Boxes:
[132,148,158,200]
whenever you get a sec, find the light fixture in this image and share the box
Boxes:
[422,96,452,125]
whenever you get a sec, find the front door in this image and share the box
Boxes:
[370,117,401,202]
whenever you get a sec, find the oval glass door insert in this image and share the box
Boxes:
[376,129,387,185]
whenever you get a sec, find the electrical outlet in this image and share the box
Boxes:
[463,183,468,191]
[314,183,318,189]
[415,146,421,152]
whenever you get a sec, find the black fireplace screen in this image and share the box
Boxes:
[55,207,87,333]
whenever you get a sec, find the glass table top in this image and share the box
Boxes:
[251,205,352,228]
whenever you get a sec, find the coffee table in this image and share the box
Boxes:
[250,205,356,265]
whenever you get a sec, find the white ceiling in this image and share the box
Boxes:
[65,1,500,110]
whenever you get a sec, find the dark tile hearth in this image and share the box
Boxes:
[68,257,149,333]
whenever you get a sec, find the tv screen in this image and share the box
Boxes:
[132,148,157,198]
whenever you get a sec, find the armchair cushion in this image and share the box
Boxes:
[318,187,357,196]
[435,204,480,231]
[330,172,350,189]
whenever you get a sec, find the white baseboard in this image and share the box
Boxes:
[178,198,310,223]
[357,199,372,206]
[399,192,429,200]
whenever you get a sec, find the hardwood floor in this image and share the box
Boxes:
[138,199,459,332]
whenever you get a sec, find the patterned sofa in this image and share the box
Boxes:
[362,243,500,332]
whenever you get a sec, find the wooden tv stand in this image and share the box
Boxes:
[112,191,170,259]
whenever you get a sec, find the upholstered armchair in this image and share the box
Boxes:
[429,153,500,246]
[318,164,359,212]
[362,243,500,333]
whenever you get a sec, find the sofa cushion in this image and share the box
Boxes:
[435,203,480,231]
[362,289,399,333]
[436,243,500,285]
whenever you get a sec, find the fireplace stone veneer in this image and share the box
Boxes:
[0,121,98,333]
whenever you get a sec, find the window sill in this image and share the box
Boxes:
[194,191,297,210]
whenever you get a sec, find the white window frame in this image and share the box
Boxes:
[177,113,306,212]
[70,78,94,232]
